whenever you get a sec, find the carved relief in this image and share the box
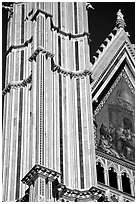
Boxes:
[96,83,135,162]
[98,123,135,162]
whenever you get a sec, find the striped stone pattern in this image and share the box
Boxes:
[2,2,97,201]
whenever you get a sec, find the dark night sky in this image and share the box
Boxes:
[2,2,135,89]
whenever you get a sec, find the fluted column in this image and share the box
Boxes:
[130,179,135,196]
[117,173,123,191]
[104,169,109,186]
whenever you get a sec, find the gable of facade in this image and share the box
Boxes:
[91,11,135,201]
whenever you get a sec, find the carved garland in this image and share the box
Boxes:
[6,37,33,56]
[51,60,92,79]
[93,70,134,117]
[2,73,32,96]
[29,46,93,79]
[28,46,55,62]
[31,9,91,43]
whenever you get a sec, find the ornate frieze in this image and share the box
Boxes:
[6,37,33,56]
[2,73,32,95]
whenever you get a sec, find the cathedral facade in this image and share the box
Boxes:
[2,2,135,202]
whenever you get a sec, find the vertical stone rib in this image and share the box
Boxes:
[7,51,15,200]
[31,3,37,169]
[85,76,97,187]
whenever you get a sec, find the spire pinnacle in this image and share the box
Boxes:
[116,9,126,29]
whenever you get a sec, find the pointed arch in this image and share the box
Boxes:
[108,162,118,173]
[96,157,105,167]
[108,166,118,189]
[121,172,131,195]
[96,161,105,184]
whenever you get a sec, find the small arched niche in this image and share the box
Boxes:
[109,167,118,189]
[96,162,105,184]
[121,172,131,195]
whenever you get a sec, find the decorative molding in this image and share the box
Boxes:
[28,46,55,62]
[6,37,33,56]
[58,185,106,202]
[93,72,123,116]
[2,73,32,96]
[91,27,119,65]
[31,9,53,21]
[125,41,135,59]
[122,71,135,95]
[28,48,93,79]
[51,59,93,79]
[96,150,135,171]
[91,27,135,68]
[92,42,126,92]
[50,18,91,42]
[31,8,91,42]
[21,164,61,186]
[93,70,134,117]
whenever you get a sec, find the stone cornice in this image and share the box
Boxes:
[96,150,135,171]
[92,42,126,93]
[59,185,106,202]
[91,27,135,69]
[21,165,107,202]
[6,37,33,56]
[125,40,135,59]
[91,27,119,66]
[21,164,61,186]
[2,73,32,96]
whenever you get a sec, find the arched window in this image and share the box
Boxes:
[109,167,118,189]
[96,162,105,184]
[121,172,131,194]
